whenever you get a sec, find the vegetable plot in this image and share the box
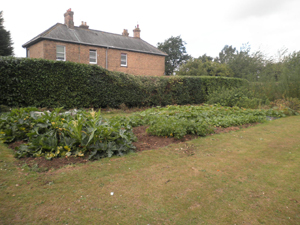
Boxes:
[0,108,136,160]
[0,104,293,160]
[122,104,290,139]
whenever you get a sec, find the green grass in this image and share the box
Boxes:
[1,116,300,224]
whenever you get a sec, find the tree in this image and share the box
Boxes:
[176,58,233,77]
[215,43,265,80]
[214,45,237,64]
[198,54,213,63]
[280,51,300,98]
[157,36,190,75]
[0,11,14,56]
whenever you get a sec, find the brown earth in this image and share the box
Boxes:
[11,123,258,171]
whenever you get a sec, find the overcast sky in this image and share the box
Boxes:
[2,0,300,59]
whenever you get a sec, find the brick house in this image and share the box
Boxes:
[22,9,167,76]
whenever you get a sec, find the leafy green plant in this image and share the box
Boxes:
[270,97,300,111]
[146,117,213,139]
[124,104,287,139]
[0,107,38,143]
[1,105,292,160]
[269,97,300,115]
[0,108,136,160]
[207,86,269,108]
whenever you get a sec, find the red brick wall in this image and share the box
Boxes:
[27,40,165,76]
[27,41,44,58]
[107,49,165,76]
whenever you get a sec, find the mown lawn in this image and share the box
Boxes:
[0,115,300,225]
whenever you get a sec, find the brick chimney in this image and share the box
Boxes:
[79,21,89,29]
[64,8,74,28]
[133,24,141,38]
[122,29,129,37]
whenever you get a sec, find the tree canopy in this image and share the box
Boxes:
[176,57,233,77]
[0,11,14,56]
[214,45,237,64]
[157,36,190,75]
[215,43,265,80]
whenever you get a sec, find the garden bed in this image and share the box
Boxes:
[11,123,258,171]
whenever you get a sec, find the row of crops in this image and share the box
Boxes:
[119,104,291,139]
[0,105,293,160]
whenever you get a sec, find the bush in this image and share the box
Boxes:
[207,86,270,108]
[0,57,247,108]
[251,51,300,101]
[270,97,300,114]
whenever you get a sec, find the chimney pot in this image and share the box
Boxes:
[79,21,89,29]
[64,9,74,28]
[122,29,129,37]
[133,24,141,38]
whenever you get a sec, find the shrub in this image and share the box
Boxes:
[0,57,247,108]
[270,97,300,114]
[207,86,270,108]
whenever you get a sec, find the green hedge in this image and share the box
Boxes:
[0,57,247,108]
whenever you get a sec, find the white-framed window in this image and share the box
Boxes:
[27,49,30,58]
[89,50,97,64]
[121,53,127,67]
[56,45,65,61]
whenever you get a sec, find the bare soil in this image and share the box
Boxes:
[11,123,258,170]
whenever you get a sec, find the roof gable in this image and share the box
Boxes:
[23,23,167,56]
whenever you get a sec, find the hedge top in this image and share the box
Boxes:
[0,57,247,108]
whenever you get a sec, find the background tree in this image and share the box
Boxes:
[214,45,237,64]
[176,57,233,77]
[215,43,265,80]
[198,54,213,63]
[157,36,190,75]
[0,11,14,56]
[279,51,300,98]
[259,49,288,82]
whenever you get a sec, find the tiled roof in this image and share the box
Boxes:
[22,23,167,56]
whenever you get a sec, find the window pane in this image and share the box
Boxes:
[56,46,65,61]
[90,51,96,57]
[89,50,97,63]
[56,53,64,60]
[121,54,127,66]
[121,55,126,60]
[57,46,64,53]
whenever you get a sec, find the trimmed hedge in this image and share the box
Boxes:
[0,57,247,108]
